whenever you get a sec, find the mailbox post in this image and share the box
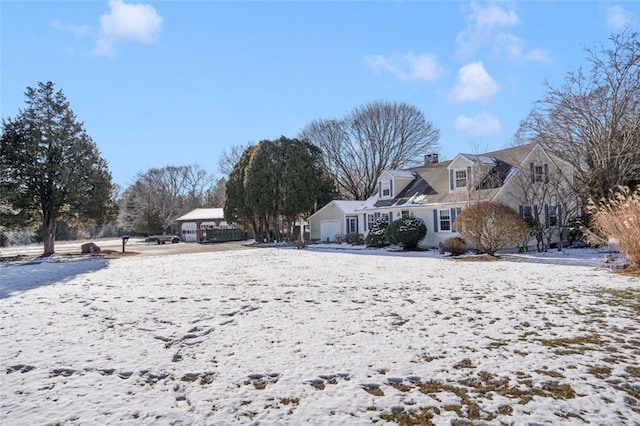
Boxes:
[122,236,130,253]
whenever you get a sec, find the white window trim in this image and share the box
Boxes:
[381,181,391,198]
[346,217,358,234]
[439,209,451,232]
[367,213,375,230]
[455,169,468,189]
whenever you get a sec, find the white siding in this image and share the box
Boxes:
[309,203,345,241]
[320,220,342,242]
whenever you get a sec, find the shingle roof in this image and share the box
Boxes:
[385,170,416,178]
[459,154,497,165]
[371,143,537,207]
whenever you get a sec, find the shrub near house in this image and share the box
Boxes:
[385,217,427,251]
[454,201,528,257]
[444,237,467,256]
[365,220,389,248]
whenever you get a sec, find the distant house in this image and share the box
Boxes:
[175,208,232,242]
[309,143,580,251]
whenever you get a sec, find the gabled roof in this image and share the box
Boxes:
[383,170,416,179]
[175,208,225,222]
[456,154,497,166]
[367,143,538,208]
[309,200,366,219]
[332,200,366,214]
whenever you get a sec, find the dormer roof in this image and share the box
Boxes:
[458,154,497,166]
[384,169,416,179]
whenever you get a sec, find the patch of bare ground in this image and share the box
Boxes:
[592,288,640,316]
[0,254,31,262]
[369,369,587,423]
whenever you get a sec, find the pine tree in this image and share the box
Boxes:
[1,82,117,255]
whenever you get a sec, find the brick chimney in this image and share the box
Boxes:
[424,153,439,165]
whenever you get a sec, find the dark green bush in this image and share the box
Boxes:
[365,219,389,247]
[384,217,427,250]
[444,237,467,256]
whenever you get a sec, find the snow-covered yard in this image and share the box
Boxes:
[1,245,639,425]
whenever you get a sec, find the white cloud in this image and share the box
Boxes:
[449,61,501,103]
[494,33,551,63]
[456,1,550,64]
[50,19,91,37]
[93,0,163,58]
[365,52,445,83]
[456,1,519,57]
[606,5,635,30]
[455,112,501,136]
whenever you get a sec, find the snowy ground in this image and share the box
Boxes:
[1,244,639,425]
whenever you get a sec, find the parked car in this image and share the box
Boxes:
[145,235,180,244]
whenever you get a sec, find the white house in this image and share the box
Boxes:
[309,143,580,251]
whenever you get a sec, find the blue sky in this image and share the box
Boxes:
[1,1,638,189]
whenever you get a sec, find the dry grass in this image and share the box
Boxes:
[585,186,640,272]
[593,288,640,315]
[379,407,436,425]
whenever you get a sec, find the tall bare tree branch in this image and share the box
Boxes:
[300,100,440,200]
[515,30,640,200]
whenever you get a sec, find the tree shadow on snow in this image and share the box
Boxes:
[0,256,109,299]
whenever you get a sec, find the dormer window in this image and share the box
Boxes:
[378,179,394,198]
[455,170,468,188]
[382,181,391,197]
[449,166,472,191]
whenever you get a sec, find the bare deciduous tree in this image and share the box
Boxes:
[206,177,227,208]
[182,165,216,211]
[121,165,216,234]
[509,158,582,251]
[515,30,640,200]
[300,100,440,200]
[218,142,253,176]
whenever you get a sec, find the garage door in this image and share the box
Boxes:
[181,222,197,242]
[320,220,341,242]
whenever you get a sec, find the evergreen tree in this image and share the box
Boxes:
[224,137,336,242]
[244,140,281,237]
[0,82,117,255]
[224,145,258,236]
[279,137,336,234]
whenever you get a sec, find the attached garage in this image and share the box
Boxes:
[320,220,341,243]
[308,200,364,243]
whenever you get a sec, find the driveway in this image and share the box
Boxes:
[0,239,252,260]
